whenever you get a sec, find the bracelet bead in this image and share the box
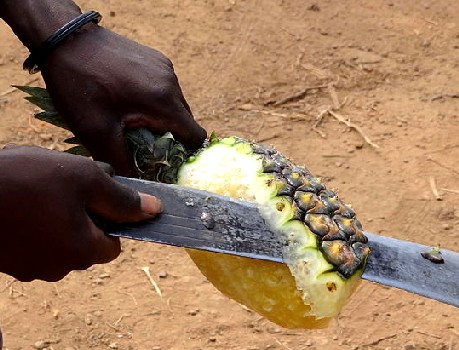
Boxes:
[23,11,102,74]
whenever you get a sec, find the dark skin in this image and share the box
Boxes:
[0,145,163,282]
[0,0,206,284]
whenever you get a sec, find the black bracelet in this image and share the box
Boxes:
[23,11,102,74]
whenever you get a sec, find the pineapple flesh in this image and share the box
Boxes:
[18,86,371,329]
[178,136,368,328]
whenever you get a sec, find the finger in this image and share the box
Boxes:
[124,101,207,150]
[168,103,207,149]
[72,116,136,176]
[95,161,115,176]
[84,218,122,265]
[84,166,162,223]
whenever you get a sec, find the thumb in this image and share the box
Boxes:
[84,166,163,223]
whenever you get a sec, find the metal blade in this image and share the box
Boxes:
[110,176,284,263]
[110,176,459,308]
[363,233,459,307]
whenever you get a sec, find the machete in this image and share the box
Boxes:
[108,176,459,308]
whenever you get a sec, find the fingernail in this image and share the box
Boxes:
[139,193,163,216]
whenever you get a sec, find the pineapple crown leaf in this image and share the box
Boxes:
[66,145,91,156]
[16,85,205,183]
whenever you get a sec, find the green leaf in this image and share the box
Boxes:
[35,111,70,130]
[66,145,91,157]
[64,137,80,144]
[25,96,57,113]
[13,85,51,99]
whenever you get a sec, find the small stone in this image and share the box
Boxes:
[109,11,116,17]
[442,223,451,230]
[267,327,281,334]
[304,339,314,346]
[109,343,118,349]
[238,103,257,111]
[34,341,47,349]
[93,278,104,285]
[93,310,103,317]
[188,309,199,316]
[158,271,168,278]
[151,347,162,350]
[404,341,416,350]
[34,339,60,349]
[85,315,93,325]
[99,273,111,279]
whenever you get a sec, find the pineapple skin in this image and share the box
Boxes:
[177,137,369,328]
[17,87,369,329]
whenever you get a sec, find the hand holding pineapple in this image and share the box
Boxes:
[0,1,206,281]
[0,145,163,282]
[0,0,206,175]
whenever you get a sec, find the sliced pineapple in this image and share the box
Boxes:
[178,136,369,328]
[18,86,370,329]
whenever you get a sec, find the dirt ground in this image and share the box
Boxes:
[1,0,459,349]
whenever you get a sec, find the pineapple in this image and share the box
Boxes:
[18,86,370,329]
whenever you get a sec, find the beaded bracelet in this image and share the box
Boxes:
[23,11,102,74]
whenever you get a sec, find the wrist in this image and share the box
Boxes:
[0,0,82,49]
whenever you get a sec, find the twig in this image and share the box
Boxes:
[429,177,442,201]
[265,84,328,106]
[141,266,162,298]
[363,333,397,346]
[327,83,341,110]
[427,157,459,176]
[106,313,131,331]
[442,188,459,195]
[249,109,291,118]
[255,118,266,138]
[114,313,130,327]
[273,337,294,350]
[327,109,380,149]
[0,279,16,293]
[416,330,443,339]
[118,290,138,305]
[431,93,459,101]
[9,285,26,298]
[54,285,61,298]
[312,109,328,138]
[422,17,439,26]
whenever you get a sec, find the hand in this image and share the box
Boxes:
[39,25,206,176]
[0,145,162,282]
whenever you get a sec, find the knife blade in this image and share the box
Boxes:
[109,176,459,308]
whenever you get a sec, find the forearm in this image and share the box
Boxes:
[0,0,82,49]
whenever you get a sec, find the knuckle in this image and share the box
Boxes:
[151,83,176,103]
